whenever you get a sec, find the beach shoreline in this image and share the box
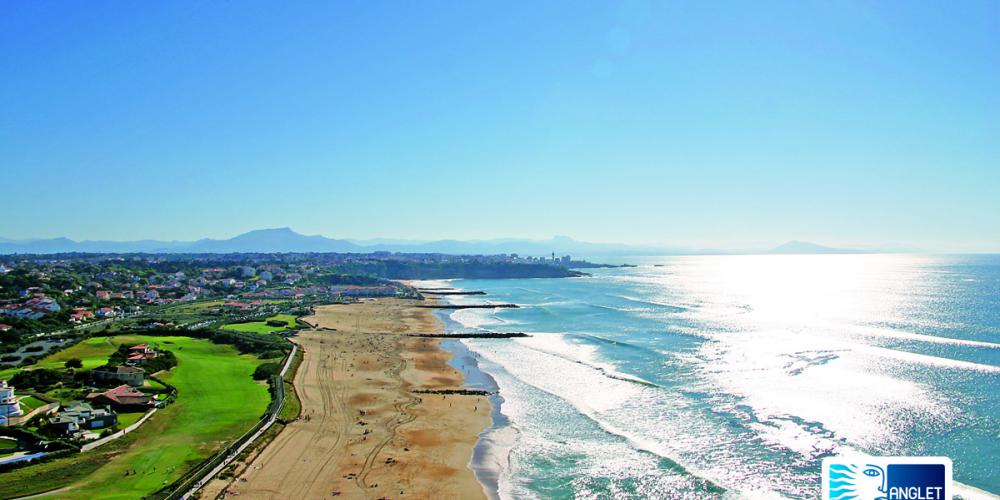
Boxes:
[208,298,492,499]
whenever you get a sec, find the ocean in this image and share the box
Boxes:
[424,254,1000,499]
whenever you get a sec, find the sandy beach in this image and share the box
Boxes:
[210,298,491,499]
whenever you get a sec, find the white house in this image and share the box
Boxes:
[0,380,24,420]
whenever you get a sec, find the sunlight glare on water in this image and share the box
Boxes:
[441,255,1000,498]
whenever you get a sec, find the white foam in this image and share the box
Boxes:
[472,344,738,499]
[464,335,799,497]
[409,278,456,289]
[450,308,502,330]
[511,334,655,386]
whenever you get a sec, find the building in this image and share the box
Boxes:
[0,324,12,332]
[92,365,145,387]
[48,402,117,434]
[0,380,23,420]
[25,297,61,313]
[95,307,116,318]
[70,309,94,323]
[85,385,153,411]
[331,285,399,298]
[126,344,158,364]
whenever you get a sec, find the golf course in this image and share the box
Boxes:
[0,335,271,499]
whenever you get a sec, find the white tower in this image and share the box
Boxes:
[0,380,23,420]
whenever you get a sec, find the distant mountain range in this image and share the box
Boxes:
[0,228,877,256]
[767,240,863,254]
[0,228,677,256]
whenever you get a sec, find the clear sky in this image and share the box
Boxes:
[2,1,998,252]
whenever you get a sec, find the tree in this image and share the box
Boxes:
[252,362,282,380]
[11,368,63,391]
[64,358,83,369]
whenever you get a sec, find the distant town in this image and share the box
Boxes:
[0,251,597,361]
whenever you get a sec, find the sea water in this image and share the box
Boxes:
[426,254,1000,499]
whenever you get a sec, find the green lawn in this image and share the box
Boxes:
[0,335,270,500]
[115,411,146,429]
[269,314,298,327]
[159,300,223,315]
[0,437,18,452]
[18,395,47,411]
[221,313,299,335]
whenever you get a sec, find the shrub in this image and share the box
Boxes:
[64,358,83,369]
[23,345,44,353]
[252,362,282,381]
[265,320,288,328]
[258,350,284,360]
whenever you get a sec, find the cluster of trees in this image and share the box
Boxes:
[312,272,395,287]
[10,367,84,392]
[107,344,178,373]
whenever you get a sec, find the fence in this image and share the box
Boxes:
[157,343,298,500]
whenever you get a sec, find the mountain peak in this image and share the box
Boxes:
[769,240,859,254]
[241,227,298,236]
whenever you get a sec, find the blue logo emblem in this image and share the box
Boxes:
[822,457,952,500]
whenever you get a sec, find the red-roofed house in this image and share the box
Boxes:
[85,384,153,411]
[127,344,158,364]
[0,324,11,332]
[69,310,94,323]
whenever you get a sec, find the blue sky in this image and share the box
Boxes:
[2,1,998,252]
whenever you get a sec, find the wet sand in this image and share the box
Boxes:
[213,298,491,499]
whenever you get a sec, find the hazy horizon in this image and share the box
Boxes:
[0,226,975,255]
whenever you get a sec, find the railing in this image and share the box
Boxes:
[157,343,297,500]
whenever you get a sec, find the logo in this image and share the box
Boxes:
[822,457,952,500]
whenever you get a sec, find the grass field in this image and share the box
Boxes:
[0,438,17,452]
[116,411,146,429]
[18,395,47,411]
[221,314,299,335]
[0,335,270,499]
[158,300,223,315]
